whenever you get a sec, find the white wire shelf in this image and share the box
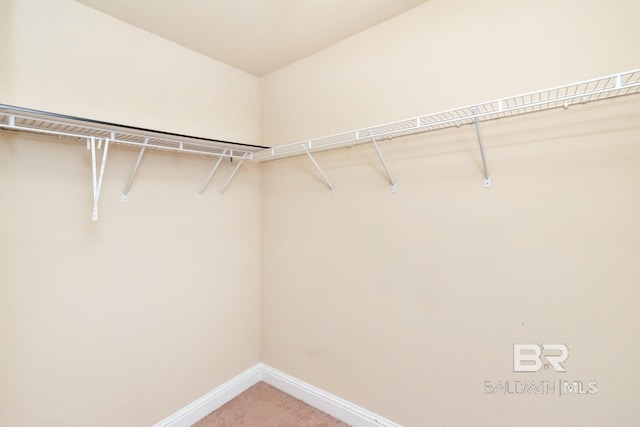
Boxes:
[0,104,267,159]
[252,69,640,161]
[2,69,639,219]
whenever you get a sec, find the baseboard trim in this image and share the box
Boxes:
[259,363,401,427]
[152,364,262,427]
[153,363,401,427]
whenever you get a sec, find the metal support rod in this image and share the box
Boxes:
[91,137,110,221]
[122,138,149,201]
[198,149,228,198]
[301,143,335,194]
[218,153,248,196]
[90,137,97,201]
[471,108,491,187]
[370,134,397,192]
[97,138,110,197]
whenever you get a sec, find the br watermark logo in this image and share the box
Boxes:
[513,343,568,372]
[484,344,598,396]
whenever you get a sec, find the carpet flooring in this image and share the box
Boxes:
[193,381,350,427]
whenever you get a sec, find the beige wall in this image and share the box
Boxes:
[1,0,260,144]
[261,0,639,147]
[0,0,12,99]
[261,0,640,426]
[0,1,262,426]
[3,0,640,426]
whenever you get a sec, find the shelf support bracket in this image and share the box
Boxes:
[471,108,491,187]
[90,136,110,221]
[218,152,248,197]
[122,137,149,202]
[197,149,229,200]
[301,143,335,195]
[369,134,397,192]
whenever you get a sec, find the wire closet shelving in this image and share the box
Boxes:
[1,69,639,218]
[249,68,640,193]
[254,69,640,161]
[0,104,267,159]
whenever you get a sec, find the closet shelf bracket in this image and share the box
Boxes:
[369,133,397,193]
[90,136,110,222]
[218,152,249,197]
[197,149,229,200]
[471,107,491,187]
[122,138,149,202]
[302,143,335,195]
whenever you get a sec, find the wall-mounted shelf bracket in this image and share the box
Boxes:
[369,134,397,193]
[471,107,491,187]
[218,152,249,197]
[122,137,149,202]
[90,136,110,221]
[197,149,229,200]
[302,143,335,195]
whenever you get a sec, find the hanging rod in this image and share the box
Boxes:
[0,103,269,159]
[252,69,640,161]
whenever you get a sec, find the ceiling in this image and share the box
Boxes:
[75,0,429,77]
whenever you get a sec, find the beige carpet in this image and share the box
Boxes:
[193,381,350,427]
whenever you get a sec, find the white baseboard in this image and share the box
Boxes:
[153,363,402,427]
[152,364,262,427]
[259,363,401,427]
